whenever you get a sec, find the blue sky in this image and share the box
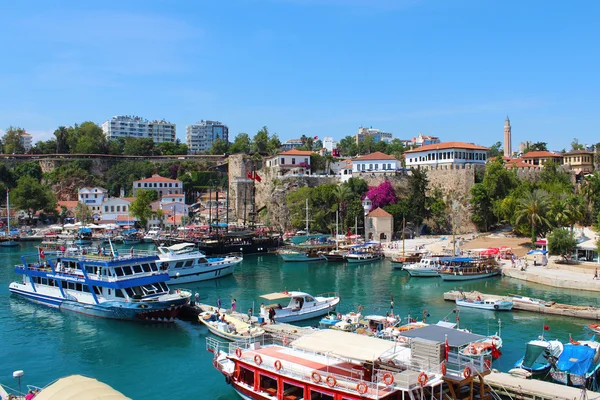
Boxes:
[0,0,598,150]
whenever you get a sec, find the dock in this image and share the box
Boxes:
[477,371,600,400]
[444,290,600,321]
[182,302,316,338]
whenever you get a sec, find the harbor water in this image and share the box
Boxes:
[2,242,600,399]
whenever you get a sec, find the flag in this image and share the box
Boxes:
[247,171,253,180]
[313,136,318,140]
[39,248,45,259]
[254,173,262,183]
[491,342,502,359]
[544,324,550,331]
[444,336,449,361]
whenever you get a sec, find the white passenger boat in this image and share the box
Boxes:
[345,242,383,264]
[512,295,555,307]
[277,247,327,262]
[157,243,243,283]
[404,256,453,277]
[439,260,501,281]
[456,298,513,311]
[143,229,160,243]
[198,311,265,341]
[260,291,340,322]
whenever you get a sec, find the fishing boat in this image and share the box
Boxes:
[330,311,363,332]
[456,298,513,311]
[0,190,18,247]
[157,243,243,283]
[512,295,555,307]
[404,256,453,277]
[460,335,503,357]
[259,291,340,322]
[287,199,330,245]
[391,254,421,270]
[439,259,501,281]
[8,246,191,322]
[514,338,564,374]
[550,341,600,387]
[143,229,160,243]
[74,228,92,246]
[277,245,329,262]
[206,329,448,400]
[345,242,383,263]
[198,311,265,340]
[123,232,142,245]
[323,210,349,262]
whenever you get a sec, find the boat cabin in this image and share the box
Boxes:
[261,291,317,311]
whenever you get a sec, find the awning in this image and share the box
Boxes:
[35,375,130,400]
[398,325,485,347]
[577,239,597,251]
[291,329,397,362]
[534,239,547,246]
[261,292,292,300]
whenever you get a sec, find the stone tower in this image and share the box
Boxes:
[503,116,512,158]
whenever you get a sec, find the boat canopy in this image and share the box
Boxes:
[556,344,596,376]
[398,325,486,347]
[167,242,196,251]
[261,292,293,300]
[35,375,130,400]
[291,329,397,362]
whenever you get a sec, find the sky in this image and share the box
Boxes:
[0,0,598,151]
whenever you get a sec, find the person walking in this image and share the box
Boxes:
[268,307,276,324]
[594,269,598,280]
[231,298,237,313]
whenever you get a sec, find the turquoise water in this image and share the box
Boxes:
[2,242,600,399]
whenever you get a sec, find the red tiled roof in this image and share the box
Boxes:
[354,152,399,161]
[368,207,392,217]
[405,142,489,153]
[122,197,136,203]
[564,150,594,155]
[56,201,79,211]
[521,151,563,158]
[505,159,541,169]
[279,149,314,156]
[116,215,137,221]
[134,174,181,183]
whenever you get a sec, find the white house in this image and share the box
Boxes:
[78,187,108,214]
[161,194,186,204]
[265,149,314,176]
[133,174,183,198]
[100,198,134,224]
[404,142,489,169]
[352,152,401,174]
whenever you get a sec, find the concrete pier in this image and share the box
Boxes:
[444,290,600,320]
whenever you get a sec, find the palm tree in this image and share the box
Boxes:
[549,193,571,228]
[514,189,552,245]
[565,194,585,232]
[333,185,352,231]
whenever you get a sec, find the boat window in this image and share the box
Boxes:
[68,282,75,290]
[132,264,143,273]
[125,288,134,297]
[175,261,184,269]
[142,284,159,295]
[259,374,278,396]
[82,285,90,293]
[61,281,67,289]
[150,263,159,272]
[48,279,54,286]
[122,266,133,275]
[305,296,315,303]
[238,366,254,386]
[185,260,193,267]
[114,268,124,277]
[141,264,151,272]
[159,282,168,291]
[93,286,101,295]
[41,278,48,285]
[132,286,143,296]
[115,289,125,298]
[310,390,334,400]
[76,283,82,291]
[283,382,303,399]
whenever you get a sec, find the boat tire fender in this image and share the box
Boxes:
[274,360,282,371]
[418,372,428,386]
[326,375,337,387]
[441,362,447,375]
[225,375,232,385]
[494,305,499,310]
[311,371,322,383]
[235,348,242,358]
[254,355,262,365]
[382,372,394,385]
[356,382,368,395]
[463,366,472,379]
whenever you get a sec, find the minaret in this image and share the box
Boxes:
[503,116,512,158]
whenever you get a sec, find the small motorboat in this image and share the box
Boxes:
[259,291,340,323]
[461,335,503,358]
[391,254,421,270]
[512,295,555,307]
[198,311,265,341]
[587,324,600,335]
[514,338,564,374]
[456,298,513,311]
[508,368,532,379]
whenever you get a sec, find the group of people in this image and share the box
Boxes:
[259,303,277,324]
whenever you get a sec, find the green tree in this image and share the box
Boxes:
[333,185,352,230]
[286,187,314,229]
[407,168,429,227]
[253,126,270,154]
[267,133,282,155]
[14,161,43,181]
[548,228,577,262]
[358,135,375,154]
[571,138,585,151]
[310,154,326,174]
[487,141,503,158]
[123,138,155,156]
[104,161,154,197]
[2,126,26,154]
[54,126,69,153]
[338,136,358,156]
[30,139,58,154]
[72,122,107,154]
[229,133,252,154]
[514,189,552,245]
[130,189,158,228]
[470,183,494,231]
[74,202,93,224]
[343,177,369,198]
[524,142,548,153]
[11,175,56,220]
[210,138,229,155]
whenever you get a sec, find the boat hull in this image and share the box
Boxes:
[167,263,238,283]
[0,240,19,247]
[324,254,346,262]
[346,254,382,263]
[456,299,513,311]
[274,299,340,323]
[439,271,500,281]
[279,253,326,262]
[405,268,439,277]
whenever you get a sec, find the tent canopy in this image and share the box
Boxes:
[291,329,397,362]
[35,375,130,400]
[398,325,485,347]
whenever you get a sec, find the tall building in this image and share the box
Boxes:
[504,116,512,157]
[19,132,32,152]
[102,115,176,143]
[186,120,229,154]
[281,139,303,150]
[355,127,393,145]
[322,136,338,153]
[411,133,440,147]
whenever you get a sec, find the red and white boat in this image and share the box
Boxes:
[207,329,447,400]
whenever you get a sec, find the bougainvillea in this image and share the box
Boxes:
[364,181,397,209]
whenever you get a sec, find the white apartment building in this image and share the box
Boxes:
[352,152,401,173]
[186,120,229,154]
[101,198,133,223]
[133,174,183,198]
[404,142,489,168]
[102,115,176,143]
[20,132,33,152]
[78,187,108,214]
[323,136,338,153]
[355,127,393,144]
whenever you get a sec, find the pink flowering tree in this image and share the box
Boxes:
[364,181,397,209]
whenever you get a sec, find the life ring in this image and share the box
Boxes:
[387,359,396,367]
[494,305,499,310]
[463,366,472,378]
[441,362,447,375]
[382,372,394,385]
[236,348,242,358]
[326,375,337,387]
[484,359,492,370]
[311,371,322,383]
[356,382,368,395]
[274,360,282,371]
[254,355,262,365]
[418,372,428,386]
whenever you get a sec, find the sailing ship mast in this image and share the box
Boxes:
[305,198,309,235]
[402,216,405,256]
[335,209,339,251]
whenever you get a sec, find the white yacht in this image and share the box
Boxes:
[404,256,453,277]
[157,243,243,283]
[259,291,340,323]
